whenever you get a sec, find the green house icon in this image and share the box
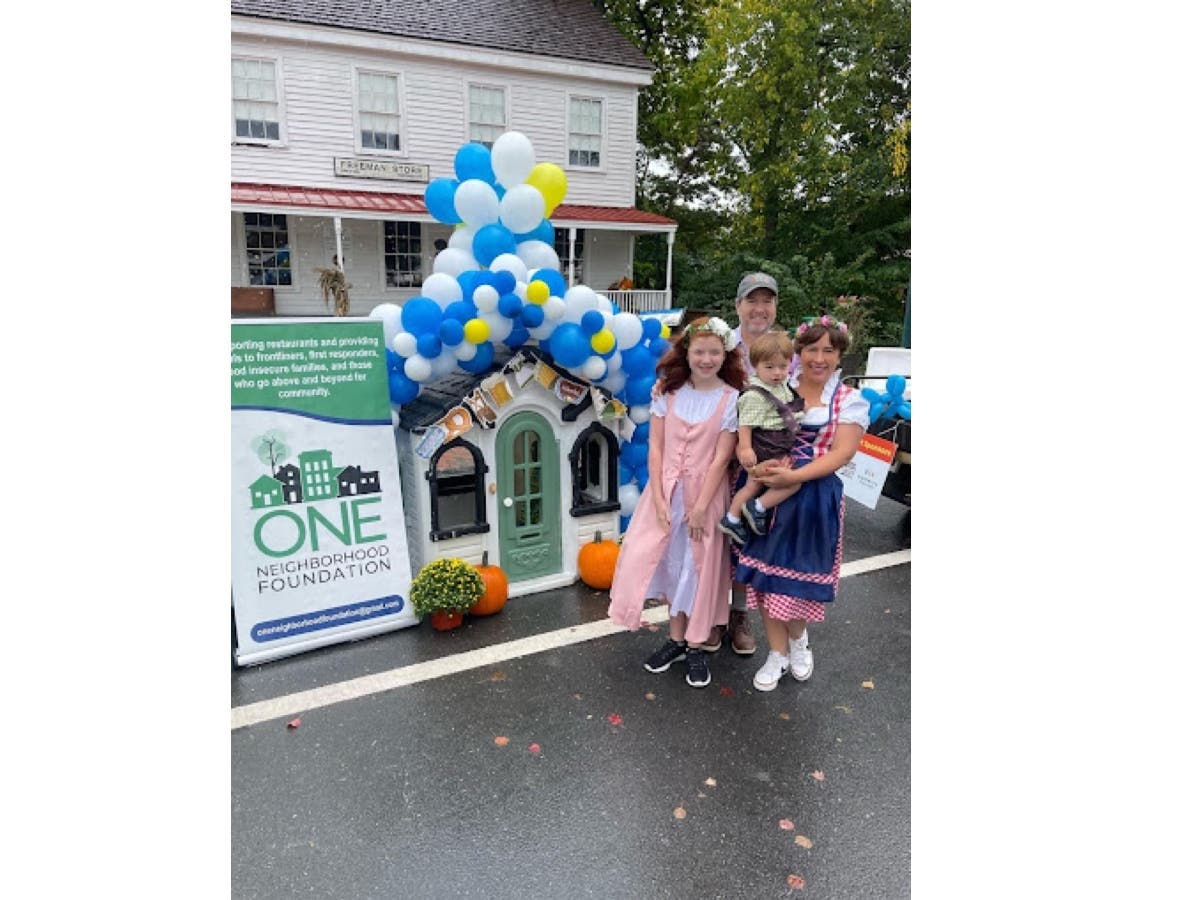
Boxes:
[249,474,284,509]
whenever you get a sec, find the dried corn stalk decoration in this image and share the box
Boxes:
[316,267,352,317]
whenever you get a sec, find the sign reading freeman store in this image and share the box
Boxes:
[231,318,417,666]
[334,158,430,182]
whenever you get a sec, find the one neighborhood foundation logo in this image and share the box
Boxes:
[247,430,393,596]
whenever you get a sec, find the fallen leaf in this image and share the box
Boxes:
[673,807,687,820]
[527,743,541,754]
[719,686,735,696]
[704,777,717,787]
[488,671,507,682]
[787,873,806,890]
[573,693,583,700]
[833,705,853,714]
[645,692,656,701]
[779,712,791,721]
[286,718,301,730]
[794,835,813,849]
[607,713,624,726]
[697,792,707,798]
[862,680,875,690]
[779,819,795,831]
[810,770,825,782]
[884,608,891,614]
[494,736,510,747]
[646,624,660,632]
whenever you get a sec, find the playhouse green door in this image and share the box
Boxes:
[496,411,561,583]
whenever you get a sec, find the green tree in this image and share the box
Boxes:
[251,431,291,474]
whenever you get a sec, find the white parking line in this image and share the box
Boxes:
[231,548,911,730]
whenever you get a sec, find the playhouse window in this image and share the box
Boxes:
[428,439,489,540]
[569,424,620,516]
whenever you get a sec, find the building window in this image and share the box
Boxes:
[468,85,506,148]
[358,71,401,151]
[427,439,489,540]
[569,424,619,516]
[232,58,281,141]
[244,213,292,286]
[554,228,584,285]
[385,222,422,288]
[568,97,603,167]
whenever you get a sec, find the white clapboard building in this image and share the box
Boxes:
[230,0,678,318]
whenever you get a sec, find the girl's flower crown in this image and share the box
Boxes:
[795,315,851,340]
[683,316,738,351]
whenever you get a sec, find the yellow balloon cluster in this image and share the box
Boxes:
[526,280,550,305]
[526,162,568,217]
[590,330,616,355]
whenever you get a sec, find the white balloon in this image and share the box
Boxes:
[527,322,556,341]
[453,341,478,361]
[499,184,546,235]
[563,286,598,323]
[390,407,400,429]
[490,131,537,188]
[514,280,529,301]
[602,370,626,395]
[542,296,566,321]
[448,226,477,252]
[433,247,479,278]
[516,239,561,272]
[605,351,623,375]
[421,272,463,309]
[454,179,500,228]
[618,483,642,517]
[404,355,433,383]
[431,347,460,378]
[489,253,529,285]
[480,311,513,342]
[391,331,417,357]
[611,312,645,350]
[369,303,404,346]
[473,285,500,313]
[629,404,651,424]
[581,355,607,381]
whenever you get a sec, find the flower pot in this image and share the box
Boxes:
[429,610,464,631]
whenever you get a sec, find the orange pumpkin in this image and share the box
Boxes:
[469,551,509,616]
[578,531,620,590]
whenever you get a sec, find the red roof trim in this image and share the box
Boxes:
[231,183,675,226]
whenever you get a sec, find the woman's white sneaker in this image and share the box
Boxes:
[753,651,790,691]
[788,636,813,681]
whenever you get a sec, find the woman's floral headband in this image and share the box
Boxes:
[683,316,739,351]
[795,315,851,340]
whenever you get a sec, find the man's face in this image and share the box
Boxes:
[735,287,778,340]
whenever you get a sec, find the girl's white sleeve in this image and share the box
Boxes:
[650,391,668,417]
[721,394,739,432]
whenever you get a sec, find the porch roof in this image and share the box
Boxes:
[231,183,676,233]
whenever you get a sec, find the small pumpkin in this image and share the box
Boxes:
[578,530,620,590]
[469,550,509,616]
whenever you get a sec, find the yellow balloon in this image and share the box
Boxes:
[590,329,616,355]
[527,163,568,216]
[660,321,670,339]
[526,280,550,305]
[464,318,490,344]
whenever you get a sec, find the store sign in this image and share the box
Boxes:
[231,318,417,665]
[334,158,429,182]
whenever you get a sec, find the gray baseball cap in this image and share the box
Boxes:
[736,272,778,300]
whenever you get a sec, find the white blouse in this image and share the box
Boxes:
[789,369,871,430]
[651,382,739,431]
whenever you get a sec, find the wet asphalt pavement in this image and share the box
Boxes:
[232,498,911,899]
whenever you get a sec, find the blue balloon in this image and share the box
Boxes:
[416,333,442,359]
[618,461,633,484]
[862,387,883,404]
[530,268,567,298]
[619,514,631,534]
[492,182,507,202]
[423,178,460,225]
[517,219,555,246]
[492,270,517,295]
[473,223,517,267]
[548,323,591,367]
[458,269,484,298]
[624,375,656,406]
[580,310,605,336]
[503,324,530,349]
[622,344,655,378]
[459,340,495,374]
[498,292,523,318]
[632,421,650,443]
[438,318,465,347]
[454,142,494,182]
[641,318,662,342]
[388,371,421,406]
[620,441,649,469]
[869,401,886,423]
[443,300,477,323]
[384,349,403,372]
[896,401,911,420]
[520,304,545,328]
[886,374,907,398]
[634,463,649,489]
[649,336,671,357]
[401,297,442,335]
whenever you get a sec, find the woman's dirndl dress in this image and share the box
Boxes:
[734,372,869,622]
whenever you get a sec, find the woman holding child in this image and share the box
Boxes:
[734,316,870,692]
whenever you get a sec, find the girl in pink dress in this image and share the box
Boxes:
[608,317,747,688]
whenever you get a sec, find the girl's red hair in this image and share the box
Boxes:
[655,317,747,394]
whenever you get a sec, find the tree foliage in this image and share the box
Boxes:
[595,0,911,352]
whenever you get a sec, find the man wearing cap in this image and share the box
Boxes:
[702,271,787,657]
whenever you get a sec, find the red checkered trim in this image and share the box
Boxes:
[745,589,826,622]
[737,552,839,585]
